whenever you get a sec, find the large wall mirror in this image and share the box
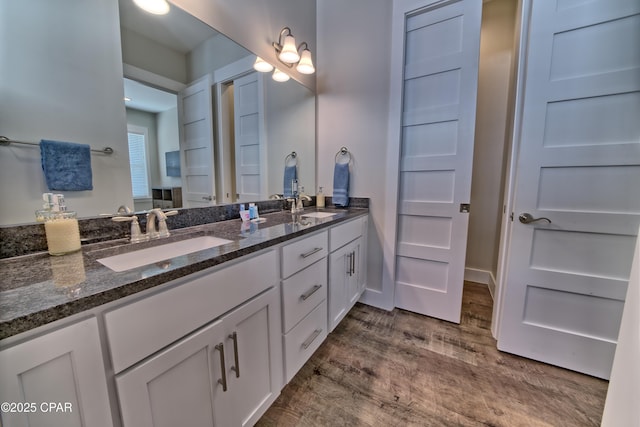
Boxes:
[0,0,315,225]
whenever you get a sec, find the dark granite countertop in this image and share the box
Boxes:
[0,207,367,339]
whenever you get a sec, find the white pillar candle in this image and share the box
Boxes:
[43,214,81,255]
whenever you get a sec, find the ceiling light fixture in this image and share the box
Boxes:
[133,0,170,15]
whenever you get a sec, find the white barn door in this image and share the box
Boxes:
[393,0,482,323]
[178,76,216,207]
[497,0,640,379]
[234,72,266,203]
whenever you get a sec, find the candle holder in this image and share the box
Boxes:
[35,210,81,255]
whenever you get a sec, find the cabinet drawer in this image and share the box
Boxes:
[330,217,363,251]
[106,250,278,373]
[283,300,327,383]
[281,231,328,278]
[282,258,327,333]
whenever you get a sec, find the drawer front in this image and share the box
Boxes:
[281,231,328,278]
[282,258,327,333]
[330,217,364,252]
[106,250,278,374]
[283,300,327,383]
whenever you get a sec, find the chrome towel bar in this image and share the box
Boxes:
[0,136,114,155]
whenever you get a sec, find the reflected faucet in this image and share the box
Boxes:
[146,208,178,239]
[117,205,133,214]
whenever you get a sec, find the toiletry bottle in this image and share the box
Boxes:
[297,186,305,211]
[317,186,325,208]
[239,204,250,221]
[249,203,257,219]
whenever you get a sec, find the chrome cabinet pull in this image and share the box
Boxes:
[518,213,552,224]
[229,332,240,378]
[346,252,352,276]
[300,247,322,258]
[301,329,322,350]
[300,284,322,301]
[215,343,227,391]
[351,250,356,275]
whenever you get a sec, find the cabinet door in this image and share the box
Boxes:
[0,318,113,427]
[329,244,350,332]
[116,319,229,427]
[220,286,282,427]
[347,239,362,307]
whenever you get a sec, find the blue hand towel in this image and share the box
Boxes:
[283,165,297,198]
[40,139,93,191]
[333,162,350,207]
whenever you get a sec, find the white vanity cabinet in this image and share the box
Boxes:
[280,230,329,383]
[328,216,368,332]
[106,249,282,427]
[116,286,281,427]
[0,318,113,427]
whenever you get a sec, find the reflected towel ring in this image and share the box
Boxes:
[335,147,351,164]
[285,151,297,166]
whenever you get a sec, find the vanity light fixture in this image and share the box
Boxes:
[271,27,315,75]
[133,0,170,15]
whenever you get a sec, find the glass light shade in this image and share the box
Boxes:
[133,0,170,15]
[296,49,315,74]
[253,56,274,73]
[279,35,300,64]
[272,68,290,82]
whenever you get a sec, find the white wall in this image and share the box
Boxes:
[466,0,517,284]
[157,108,182,188]
[121,27,188,84]
[265,78,316,197]
[188,34,251,83]
[316,0,392,303]
[0,0,132,224]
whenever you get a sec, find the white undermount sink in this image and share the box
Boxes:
[97,236,232,272]
[301,212,337,219]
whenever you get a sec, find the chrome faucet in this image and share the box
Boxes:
[288,194,312,213]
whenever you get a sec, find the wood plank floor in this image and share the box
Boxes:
[257,282,608,426]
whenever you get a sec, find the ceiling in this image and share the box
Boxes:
[119,0,219,113]
[118,0,219,54]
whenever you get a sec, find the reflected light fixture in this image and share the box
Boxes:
[133,0,170,15]
[253,57,274,73]
[272,68,290,82]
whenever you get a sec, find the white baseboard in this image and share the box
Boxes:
[464,268,496,300]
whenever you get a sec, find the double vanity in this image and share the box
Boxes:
[0,204,368,427]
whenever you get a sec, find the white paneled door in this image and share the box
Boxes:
[178,75,216,207]
[393,0,482,323]
[497,0,640,379]
[234,72,266,203]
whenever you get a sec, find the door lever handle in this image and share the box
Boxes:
[518,213,551,224]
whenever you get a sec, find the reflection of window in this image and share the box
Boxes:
[127,125,150,199]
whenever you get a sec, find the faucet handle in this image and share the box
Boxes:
[156,210,177,238]
[112,216,148,243]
